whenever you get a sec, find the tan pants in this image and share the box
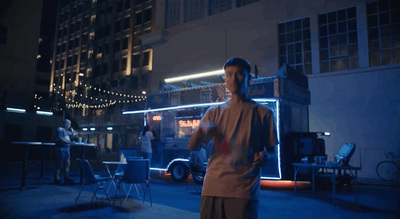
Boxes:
[200,196,259,219]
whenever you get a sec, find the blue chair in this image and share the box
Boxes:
[75,159,112,205]
[114,159,152,206]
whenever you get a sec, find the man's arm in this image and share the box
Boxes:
[188,128,205,151]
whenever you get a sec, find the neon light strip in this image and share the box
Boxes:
[130,98,281,180]
[123,98,277,115]
[150,158,189,172]
[122,102,224,115]
[6,108,26,113]
[36,111,53,116]
[164,70,225,83]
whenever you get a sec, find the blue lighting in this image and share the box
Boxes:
[6,107,26,113]
[36,111,53,116]
[125,98,282,180]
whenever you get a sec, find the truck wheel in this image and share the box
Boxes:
[171,163,189,182]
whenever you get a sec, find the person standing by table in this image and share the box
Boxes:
[54,119,77,185]
[140,125,154,165]
[188,57,278,219]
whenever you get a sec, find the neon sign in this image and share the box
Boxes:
[152,115,161,121]
[178,120,200,129]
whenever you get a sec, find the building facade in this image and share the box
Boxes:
[50,0,156,152]
[140,0,400,179]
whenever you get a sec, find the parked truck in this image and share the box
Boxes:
[123,64,312,182]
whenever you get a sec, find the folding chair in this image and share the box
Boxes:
[114,159,152,206]
[75,159,112,205]
[335,143,356,166]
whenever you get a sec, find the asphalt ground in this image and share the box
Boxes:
[0,159,399,219]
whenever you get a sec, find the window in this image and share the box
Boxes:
[278,17,312,75]
[142,51,150,66]
[208,0,232,15]
[165,0,181,28]
[0,25,7,45]
[123,17,130,30]
[121,58,127,70]
[184,0,205,23]
[144,8,152,23]
[132,54,140,67]
[117,1,123,13]
[122,37,129,50]
[113,40,120,52]
[236,0,258,8]
[124,0,131,10]
[135,12,143,25]
[112,60,119,72]
[319,7,359,73]
[114,20,122,33]
[367,0,400,66]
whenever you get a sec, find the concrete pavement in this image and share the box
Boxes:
[0,159,399,219]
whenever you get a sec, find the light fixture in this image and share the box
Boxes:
[82,128,88,131]
[164,69,225,83]
[106,127,113,131]
[90,127,95,131]
[36,111,53,116]
[6,108,26,113]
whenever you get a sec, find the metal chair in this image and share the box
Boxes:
[114,159,152,206]
[75,159,112,205]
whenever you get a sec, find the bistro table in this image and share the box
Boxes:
[292,162,361,204]
[11,141,96,190]
[102,160,142,203]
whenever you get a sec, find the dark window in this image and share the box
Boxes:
[236,0,258,8]
[318,7,359,73]
[165,0,181,28]
[279,17,312,75]
[367,0,400,66]
[184,0,205,23]
[0,25,7,45]
[132,54,140,67]
[208,0,232,15]
[122,37,129,50]
[135,12,143,25]
[144,8,152,22]
[123,17,130,29]
[142,51,150,66]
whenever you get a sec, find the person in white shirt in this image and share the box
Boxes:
[190,146,208,174]
[54,119,77,185]
[188,57,278,219]
[140,125,154,165]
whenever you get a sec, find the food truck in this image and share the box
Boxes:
[123,64,312,182]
